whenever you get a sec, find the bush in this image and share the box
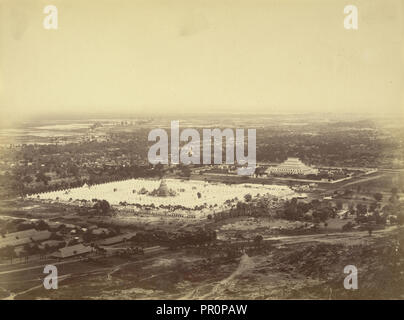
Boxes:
[342,221,354,231]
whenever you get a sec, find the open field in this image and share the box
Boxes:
[28,178,297,214]
[0,226,401,300]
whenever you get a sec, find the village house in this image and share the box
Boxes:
[51,243,93,259]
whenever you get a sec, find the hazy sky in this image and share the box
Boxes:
[0,0,403,123]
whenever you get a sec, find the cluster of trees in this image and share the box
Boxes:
[255,123,403,168]
[92,199,111,214]
[212,197,280,221]
[113,228,217,248]
[13,164,164,197]
[118,201,208,212]
[168,229,217,248]
[0,133,161,197]
[0,246,16,263]
[380,188,404,225]
[278,198,334,223]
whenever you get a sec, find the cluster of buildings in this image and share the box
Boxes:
[0,225,140,260]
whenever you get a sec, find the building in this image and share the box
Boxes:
[97,232,137,246]
[51,243,93,259]
[266,158,319,176]
[39,240,65,250]
[0,229,52,249]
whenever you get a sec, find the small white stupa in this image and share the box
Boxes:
[157,179,169,197]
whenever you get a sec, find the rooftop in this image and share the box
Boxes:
[52,243,92,259]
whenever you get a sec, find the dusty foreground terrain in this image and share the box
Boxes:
[0,226,402,300]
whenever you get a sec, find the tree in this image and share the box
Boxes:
[342,221,354,231]
[253,235,263,247]
[35,172,50,185]
[356,203,367,216]
[1,246,15,263]
[93,199,110,214]
[244,194,252,202]
[22,175,33,184]
[373,193,383,202]
[35,220,49,231]
[314,208,330,223]
[180,166,191,178]
[369,202,378,212]
[83,230,96,242]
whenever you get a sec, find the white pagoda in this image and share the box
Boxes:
[266,157,319,176]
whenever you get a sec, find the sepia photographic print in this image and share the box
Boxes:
[0,0,403,304]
